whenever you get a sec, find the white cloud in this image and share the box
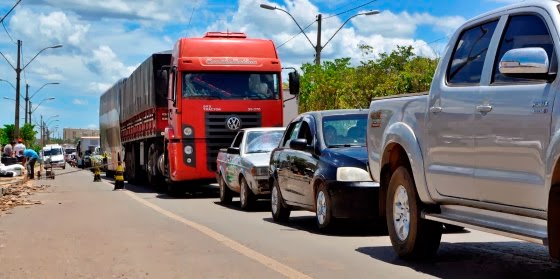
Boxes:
[72,99,88,105]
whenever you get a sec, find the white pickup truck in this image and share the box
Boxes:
[216,127,285,210]
[367,0,560,261]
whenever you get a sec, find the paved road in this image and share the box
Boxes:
[0,167,559,278]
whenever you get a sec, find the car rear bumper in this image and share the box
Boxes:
[325,180,379,219]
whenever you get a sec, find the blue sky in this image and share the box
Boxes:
[0,0,520,136]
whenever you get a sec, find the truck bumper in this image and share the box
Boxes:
[324,180,379,219]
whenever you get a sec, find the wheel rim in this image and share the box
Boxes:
[240,180,246,206]
[393,185,410,241]
[316,191,327,225]
[271,185,279,215]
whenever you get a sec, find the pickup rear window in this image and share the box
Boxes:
[447,20,498,85]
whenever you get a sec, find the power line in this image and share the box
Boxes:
[2,21,15,44]
[276,20,316,49]
[186,0,199,36]
[323,0,379,20]
[0,0,21,24]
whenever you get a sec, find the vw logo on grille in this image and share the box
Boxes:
[226,116,242,131]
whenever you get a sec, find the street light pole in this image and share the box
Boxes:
[0,42,62,138]
[15,39,21,139]
[26,82,60,124]
[260,4,379,65]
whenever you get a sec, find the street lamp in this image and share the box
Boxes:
[260,4,379,65]
[29,97,55,121]
[3,96,25,111]
[25,82,60,124]
[0,78,15,90]
[0,41,62,138]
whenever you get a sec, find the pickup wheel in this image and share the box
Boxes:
[219,174,233,204]
[271,179,290,222]
[387,166,442,259]
[240,177,255,210]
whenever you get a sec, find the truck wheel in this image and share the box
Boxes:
[271,179,290,222]
[240,177,255,210]
[316,183,335,230]
[219,174,233,204]
[386,166,442,259]
[125,147,136,184]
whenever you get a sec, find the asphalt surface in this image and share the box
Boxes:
[0,166,559,278]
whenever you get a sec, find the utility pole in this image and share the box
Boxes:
[40,115,44,147]
[315,14,322,65]
[15,39,21,139]
[28,100,32,125]
[24,83,29,124]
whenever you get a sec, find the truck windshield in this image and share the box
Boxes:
[183,72,280,100]
[44,149,62,156]
[245,130,284,154]
[322,114,368,147]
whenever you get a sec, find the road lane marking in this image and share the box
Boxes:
[122,190,312,279]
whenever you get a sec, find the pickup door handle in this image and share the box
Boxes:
[476,105,492,113]
[429,106,442,113]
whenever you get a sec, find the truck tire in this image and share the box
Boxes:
[147,144,164,191]
[271,179,290,222]
[386,166,442,259]
[316,183,335,230]
[219,174,233,204]
[240,177,255,210]
[125,146,137,184]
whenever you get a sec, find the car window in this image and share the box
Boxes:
[282,121,301,147]
[447,20,499,85]
[493,14,556,84]
[245,130,284,154]
[231,132,244,148]
[323,114,368,147]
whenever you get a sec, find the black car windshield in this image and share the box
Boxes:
[322,114,368,147]
[44,149,62,156]
[245,130,284,154]
[183,72,280,100]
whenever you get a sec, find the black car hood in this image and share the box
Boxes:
[321,146,368,168]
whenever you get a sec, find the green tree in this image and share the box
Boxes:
[298,45,438,112]
[19,123,37,147]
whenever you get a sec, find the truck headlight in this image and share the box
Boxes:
[184,145,193,155]
[336,167,372,182]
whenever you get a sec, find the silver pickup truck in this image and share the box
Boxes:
[367,0,560,261]
[216,127,285,210]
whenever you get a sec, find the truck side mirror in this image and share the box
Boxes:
[499,47,553,80]
[288,71,300,96]
[289,138,308,151]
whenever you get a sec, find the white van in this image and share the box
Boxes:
[43,144,66,169]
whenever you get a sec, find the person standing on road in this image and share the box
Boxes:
[14,139,26,162]
[23,149,39,179]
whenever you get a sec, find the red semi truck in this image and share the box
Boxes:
[100,32,299,195]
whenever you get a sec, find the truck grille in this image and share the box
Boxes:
[205,112,262,172]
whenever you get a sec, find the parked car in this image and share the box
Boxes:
[217,127,286,209]
[366,0,560,261]
[42,144,66,169]
[269,109,379,230]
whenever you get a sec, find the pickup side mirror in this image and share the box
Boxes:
[289,138,308,151]
[227,147,240,155]
[499,47,552,79]
[288,71,300,96]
